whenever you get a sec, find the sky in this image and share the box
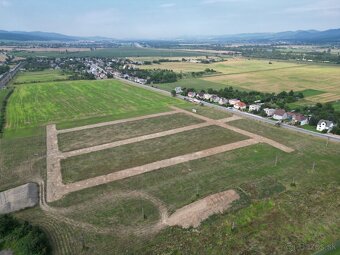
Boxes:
[0,0,339,39]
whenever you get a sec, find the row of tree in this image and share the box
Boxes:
[0,65,10,75]
[123,68,180,83]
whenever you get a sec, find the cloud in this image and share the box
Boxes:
[160,3,176,8]
[284,0,340,16]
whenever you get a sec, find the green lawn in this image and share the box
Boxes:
[60,125,247,183]
[300,89,326,97]
[13,70,70,84]
[6,79,187,131]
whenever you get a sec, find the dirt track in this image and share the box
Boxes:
[165,189,240,228]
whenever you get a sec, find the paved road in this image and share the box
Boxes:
[116,77,340,143]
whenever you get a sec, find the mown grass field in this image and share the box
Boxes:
[58,112,203,152]
[61,125,247,183]
[5,79,187,132]
[11,47,210,58]
[142,58,340,104]
[0,70,339,254]
[13,70,70,84]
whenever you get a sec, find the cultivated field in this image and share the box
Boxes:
[13,70,70,84]
[141,58,340,104]
[6,79,186,131]
[0,71,339,254]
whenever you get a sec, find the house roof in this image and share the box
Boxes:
[317,119,333,127]
[274,109,286,116]
[293,113,307,121]
[236,102,247,107]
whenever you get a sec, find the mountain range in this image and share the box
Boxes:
[0,28,340,43]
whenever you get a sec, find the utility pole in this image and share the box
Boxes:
[275,154,278,166]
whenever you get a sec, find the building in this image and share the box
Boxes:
[229,99,240,105]
[273,109,287,120]
[292,113,309,126]
[204,93,212,100]
[188,92,196,98]
[196,92,205,99]
[234,102,247,110]
[210,95,220,103]
[218,98,228,105]
[264,108,275,117]
[316,120,334,132]
[175,87,183,94]
[249,104,261,112]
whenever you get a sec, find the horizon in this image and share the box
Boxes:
[0,0,339,39]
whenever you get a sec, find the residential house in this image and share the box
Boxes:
[286,112,295,121]
[316,120,334,132]
[273,109,287,120]
[175,87,183,94]
[204,93,212,100]
[249,104,261,112]
[218,98,228,105]
[234,102,247,110]
[188,92,196,98]
[292,113,309,126]
[264,108,275,117]
[229,99,240,105]
[196,92,205,99]
[210,95,220,103]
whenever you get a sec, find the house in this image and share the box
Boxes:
[210,95,220,103]
[292,113,309,126]
[286,112,295,120]
[234,102,247,110]
[316,120,334,132]
[273,109,287,120]
[249,104,261,112]
[175,87,183,94]
[196,92,205,99]
[204,93,212,100]
[264,108,275,117]
[218,98,228,105]
[188,92,196,98]
[229,99,240,105]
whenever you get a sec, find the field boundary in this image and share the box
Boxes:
[46,107,293,202]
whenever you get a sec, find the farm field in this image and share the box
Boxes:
[0,70,339,254]
[142,58,340,104]
[5,79,187,131]
[13,70,70,84]
[11,47,211,58]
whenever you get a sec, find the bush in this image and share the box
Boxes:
[0,214,50,255]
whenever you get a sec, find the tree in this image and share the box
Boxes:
[171,90,176,97]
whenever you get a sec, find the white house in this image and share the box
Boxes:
[249,104,261,112]
[210,95,220,103]
[264,108,275,117]
[175,87,183,94]
[218,98,228,105]
[204,93,212,100]
[316,120,334,132]
[229,99,240,105]
[273,109,287,120]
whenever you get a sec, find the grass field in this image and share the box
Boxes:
[58,112,203,152]
[6,79,187,131]
[0,69,339,254]
[13,70,70,84]
[11,47,210,58]
[60,125,247,183]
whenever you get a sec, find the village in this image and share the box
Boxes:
[183,89,335,133]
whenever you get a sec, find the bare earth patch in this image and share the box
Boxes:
[165,189,240,228]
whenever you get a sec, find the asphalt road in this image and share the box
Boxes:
[117,77,340,143]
